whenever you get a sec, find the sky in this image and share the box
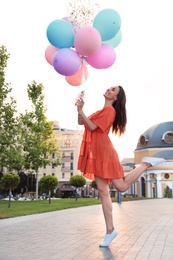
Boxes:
[0,0,173,160]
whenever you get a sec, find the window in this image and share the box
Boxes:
[164,173,170,179]
[43,173,46,176]
[44,164,46,169]
[62,173,65,178]
[52,173,55,176]
[65,139,71,147]
[70,153,74,160]
[70,162,73,170]
[139,135,148,146]
[162,131,173,144]
[52,153,55,159]
[62,163,65,168]
[62,184,72,188]
[52,163,55,169]
[70,172,73,177]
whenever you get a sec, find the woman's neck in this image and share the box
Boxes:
[104,100,114,107]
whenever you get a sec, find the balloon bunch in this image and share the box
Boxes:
[45,0,122,86]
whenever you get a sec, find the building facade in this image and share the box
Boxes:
[121,121,173,198]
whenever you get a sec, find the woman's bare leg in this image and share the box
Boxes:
[94,164,149,234]
[95,176,114,234]
[112,162,150,192]
[94,158,165,246]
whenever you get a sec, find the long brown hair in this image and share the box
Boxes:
[112,86,127,136]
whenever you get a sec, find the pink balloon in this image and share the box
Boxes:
[74,26,101,56]
[45,45,59,65]
[85,44,116,69]
[65,63,88,86]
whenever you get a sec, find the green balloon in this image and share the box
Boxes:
[103,30,122,48]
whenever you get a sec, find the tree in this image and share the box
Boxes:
[0,45,24,175]
[39,175,58,204]
[0,46,61,199]
[69,175,86,200]
[164,186,172,198]
[19,81,61,199]
[0,172,20,208]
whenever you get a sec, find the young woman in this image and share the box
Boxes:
[75,86,165,247]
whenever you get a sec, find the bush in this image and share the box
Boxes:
[164,186,172,198]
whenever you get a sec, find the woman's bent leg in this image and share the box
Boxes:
[112,157,165,192]
[112,162,149,192]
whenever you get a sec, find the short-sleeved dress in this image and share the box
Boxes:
[78,106,124,184]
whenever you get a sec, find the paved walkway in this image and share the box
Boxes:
[1,199,173,260]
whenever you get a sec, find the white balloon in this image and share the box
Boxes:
[67,0,95,31]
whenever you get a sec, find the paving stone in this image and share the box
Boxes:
[1,199,173,260]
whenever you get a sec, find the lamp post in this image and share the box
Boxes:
[117,192,121,204]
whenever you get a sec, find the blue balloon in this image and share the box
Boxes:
[93,9,121,41]
[46,20,74,48]
[103,30,122,48]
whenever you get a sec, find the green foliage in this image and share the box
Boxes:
[91,180,97,189]
[40,175,58,192]
[0,45,24,172]
[0,172,20,208]
[0,197,150,219]
[19,81,61,172]
[0,172,20,190]
[69,174,86,188]
[164,186,172,198]
[19,81,61,199]
[0,45,11,101]
[0,46,62,201]
[40,175,58,204]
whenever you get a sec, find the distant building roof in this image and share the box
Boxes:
[121,158,134,165]
[135,121,173,150]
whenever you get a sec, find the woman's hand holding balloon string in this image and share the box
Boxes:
[75,98,84,125]
[76,99,84,112]
[75,99,97,131]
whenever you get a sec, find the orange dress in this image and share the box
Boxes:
[78,106,124,184]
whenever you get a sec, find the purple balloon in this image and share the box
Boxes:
[62,16,70,22]
[53,48,82,76]
[85,44,116,69]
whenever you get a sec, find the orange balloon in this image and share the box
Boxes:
[65,63,88,86]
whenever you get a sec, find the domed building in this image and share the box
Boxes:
[122,121,173,198]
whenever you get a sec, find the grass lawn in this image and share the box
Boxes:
[0,197,148,219]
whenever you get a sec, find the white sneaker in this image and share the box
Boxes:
[99,230,118,247]
[142,157,166,166]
